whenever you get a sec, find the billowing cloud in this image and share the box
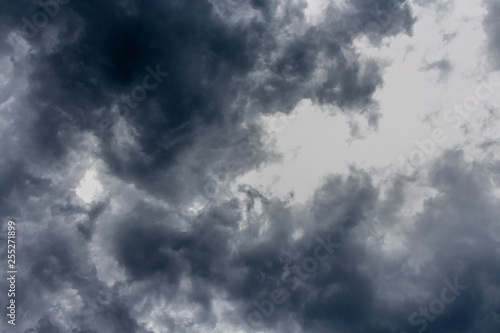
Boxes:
[0,0,499,332]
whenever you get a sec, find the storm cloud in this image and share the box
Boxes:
[0,0,499,332]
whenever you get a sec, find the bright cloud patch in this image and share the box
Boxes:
[75,169,103,203]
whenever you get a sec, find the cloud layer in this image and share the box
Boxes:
[0,0,499,332]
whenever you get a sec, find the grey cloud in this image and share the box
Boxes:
[421,59,453,81]
[484,0,500,69]
[9,1,500,333]
[5,0,417,208]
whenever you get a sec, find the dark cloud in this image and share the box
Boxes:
[483,0,500,69]
[1,0,499,332]
[6,0,416,207]
[229,151,500,333]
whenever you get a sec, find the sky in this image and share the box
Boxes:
[0,0,500,332]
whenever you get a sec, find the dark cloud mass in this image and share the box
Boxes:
[0,0,499,332]
[484,0,500,69]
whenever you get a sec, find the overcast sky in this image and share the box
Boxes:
[1,0,500,332]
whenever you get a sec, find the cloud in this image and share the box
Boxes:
[421,58,453,81]
[1,0,499,332]
[483,0,500,69]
